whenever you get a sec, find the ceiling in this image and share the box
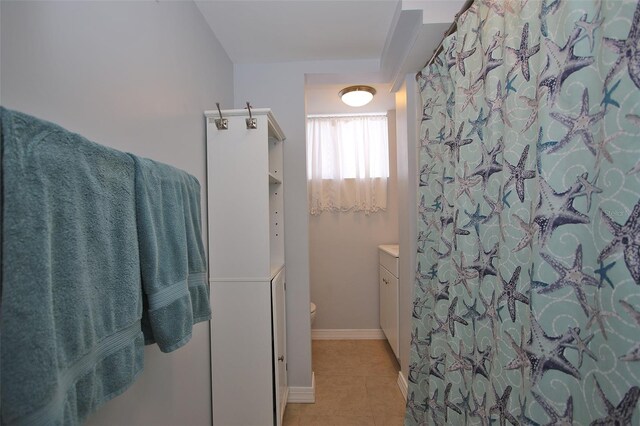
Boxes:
[306,83,396,114]
[195,0,400,64]
[195,0,465,90]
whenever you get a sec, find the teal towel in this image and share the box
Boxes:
[133,156,210,353]
[0,108,145,426]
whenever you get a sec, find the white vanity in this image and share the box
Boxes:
[378,244,399,359]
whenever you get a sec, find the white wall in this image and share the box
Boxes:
[306,84,399,330]
[0,1,233,424]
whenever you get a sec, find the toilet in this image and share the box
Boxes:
[310,302,317,326]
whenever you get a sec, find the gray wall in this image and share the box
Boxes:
[308,120,398,330]
[0,1,233,424]
[395,77,419,383]
[234,62,314,390]
[234,59,380,389]
[306,84,399,331]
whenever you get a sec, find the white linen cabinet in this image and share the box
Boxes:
[205,108,287,426]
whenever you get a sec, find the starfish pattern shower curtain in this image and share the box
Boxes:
[407,0,640,424]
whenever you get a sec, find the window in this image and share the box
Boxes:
[306,113,389,214]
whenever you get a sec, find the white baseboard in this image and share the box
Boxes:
[280,386,289,423]
[287,372,315,403]
[311,329,386,340]
[397,371,408,401]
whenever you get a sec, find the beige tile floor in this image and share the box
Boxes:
[283,340,406,426]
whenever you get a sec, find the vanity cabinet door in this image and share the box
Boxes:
[379,265,399,357]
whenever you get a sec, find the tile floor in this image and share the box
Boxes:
[283,340,406,426]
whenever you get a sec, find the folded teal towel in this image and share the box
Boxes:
[0,108,145,425]
[133,156,211,353]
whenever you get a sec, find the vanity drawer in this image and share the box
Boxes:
[379,248,399,277]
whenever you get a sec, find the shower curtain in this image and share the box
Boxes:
[407,0,640,424]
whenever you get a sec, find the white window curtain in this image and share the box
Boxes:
[306,113,389,215]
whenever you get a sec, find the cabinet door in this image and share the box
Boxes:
[387,274,399,358]
[272,269,287,426]
[379,265,399,358]
[379,265,391,341]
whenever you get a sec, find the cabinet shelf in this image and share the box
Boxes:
[269,173,282,184]
[271,263,285,280]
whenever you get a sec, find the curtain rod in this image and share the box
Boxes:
[307,112,388,118]
[418,0,476,73]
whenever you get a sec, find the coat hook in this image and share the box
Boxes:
[215,102,228,130]
[245,102,257,129]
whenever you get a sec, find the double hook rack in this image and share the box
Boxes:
[214,102,258,130]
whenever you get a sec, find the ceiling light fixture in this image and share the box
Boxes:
[339,85,376,107]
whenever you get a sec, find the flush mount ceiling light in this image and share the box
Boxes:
[339,85,376,107]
